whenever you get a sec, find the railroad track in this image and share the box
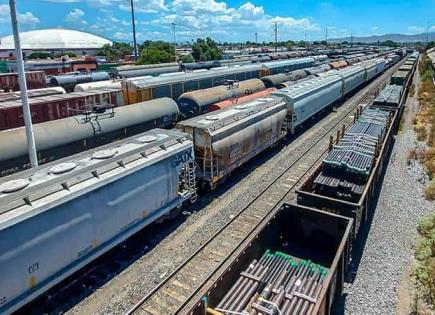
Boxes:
[126,61,404,315]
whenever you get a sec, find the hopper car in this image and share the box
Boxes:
[0,128,197,315]
[0,89,124,131]
[177,97,288,189]
[0,71,46,92]
[0,98,180,177]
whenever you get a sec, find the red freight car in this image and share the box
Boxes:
[0,71,47,92]
[0,87,66,103]
[0,88,124,130]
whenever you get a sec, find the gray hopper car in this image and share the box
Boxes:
[190,203,353,315]
[0,129,196,314]
[177,97,288,189]
[272,74,343,133]
[177,79,265,118]
[336,65,366,95]
[0,97,180,177]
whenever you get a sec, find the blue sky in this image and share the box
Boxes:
[0,0,434,43]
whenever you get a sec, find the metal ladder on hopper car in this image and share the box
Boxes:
[182,161,198,203]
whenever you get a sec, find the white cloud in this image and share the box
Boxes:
[0,4,40,27]
[408,25,425,34]
[237,2,264,20]
[45,0,120,6]
[64,8,88,26]
[144,0,319,41]
[40,0,322,42]
[119,0,168,13]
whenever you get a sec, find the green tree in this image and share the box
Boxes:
[28,52,50,59]
[180,54,194,63]
[380,40,398,47]
[427,41,435,51]
[191,37,223,61]
[96,42,133,61]
[136,41,175,64]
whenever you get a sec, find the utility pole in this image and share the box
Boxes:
[172,22,177,62]
[9,0,38,168]
[325,27,328,46]
[274,21,278,52]
[305,31,307,48]
[130,0,138,60]
[255,32,258,45]
[351,33,353,48]
[427,21,430,44]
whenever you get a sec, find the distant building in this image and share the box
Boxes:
[0,28,112,58]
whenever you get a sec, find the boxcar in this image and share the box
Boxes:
[0,71,46,92]
[191,203,352,315]
[0,89,124,131]
[177,97,288,189]
[0,87,66,103]
[0,128,196,314]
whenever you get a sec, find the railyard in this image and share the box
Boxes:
[2,53,411,315]
[0,20,432,314]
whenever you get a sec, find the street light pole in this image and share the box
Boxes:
[130,0,138,60]
[9,0,38,168]
[172,22,177,62]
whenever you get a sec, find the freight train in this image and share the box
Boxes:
[0,58,389,178]
[0,52,409,314]
[187,52,418,315]
[122,58,316,104]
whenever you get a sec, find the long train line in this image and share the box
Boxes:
[125,57,404,315]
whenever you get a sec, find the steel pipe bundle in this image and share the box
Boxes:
[313,108,391,200]
[214,250,328,315]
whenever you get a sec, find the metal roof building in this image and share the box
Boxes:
[0,29,111,57]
